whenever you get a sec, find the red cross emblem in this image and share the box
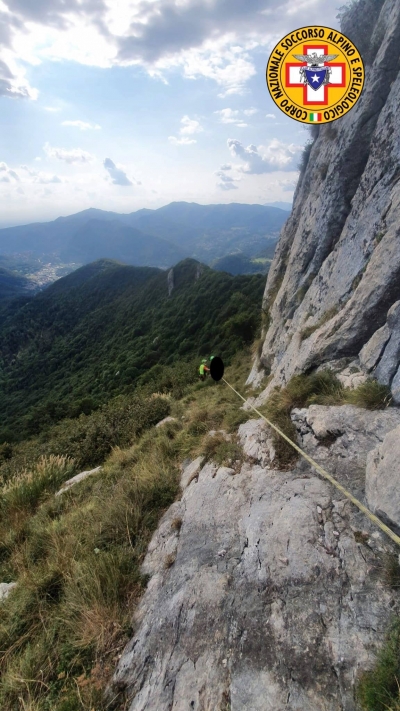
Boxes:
[285,44,346,106]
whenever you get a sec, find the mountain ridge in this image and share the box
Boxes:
[0,202,287,270]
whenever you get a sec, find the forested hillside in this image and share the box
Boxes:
[0,258,264,441]
[0,266,31,301]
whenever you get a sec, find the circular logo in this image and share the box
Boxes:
[266,26,364,124]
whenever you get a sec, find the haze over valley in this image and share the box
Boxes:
[0,201,290,297]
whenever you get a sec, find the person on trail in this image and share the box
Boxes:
[199,358,210,381]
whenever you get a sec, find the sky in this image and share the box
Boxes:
[0,0,341,226]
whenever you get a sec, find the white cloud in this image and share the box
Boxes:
[243,107,258,116]
[227,138,301,173]
[169,114,203,145]
[44,106,61,112]
[168,136,196,146]
[215,169,239,191]
[62,120,101,130]
[220,163,232,171]
[23,166,62,183]
[215,108,247,127]
[0,161,20,181]
[0,0,339,100]
[180,115,203,135]
[43,142,94,164]
[279,177,298,192]
[103,157,134,186]
[266,113,276,119]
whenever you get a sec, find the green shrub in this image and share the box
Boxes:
[48,394,171,468]
[357,619,400,711]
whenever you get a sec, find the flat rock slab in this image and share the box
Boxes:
[291,404,400,502]
[55,466,102,496]
[238,418,275,466]
[109,408,398,711]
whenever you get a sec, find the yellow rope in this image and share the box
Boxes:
[222,378,400,547]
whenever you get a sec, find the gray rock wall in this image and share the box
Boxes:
[256,0,400,402]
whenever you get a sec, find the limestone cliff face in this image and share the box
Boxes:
[257,0,400,401]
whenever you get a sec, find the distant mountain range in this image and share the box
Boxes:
[0,202,288,275]
[264,201,292,212]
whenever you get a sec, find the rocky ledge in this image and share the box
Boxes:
[107,404,400,711]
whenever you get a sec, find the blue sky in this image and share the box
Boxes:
[0,0,340,225]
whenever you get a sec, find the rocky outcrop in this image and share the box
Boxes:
[238,418,275,467]
[0,582,17,602]
[167,268,174,296]
[155,416,177,428]
[255,0,400,403]
[55,466,102,496]
[366,423,400,533]
[108,405,400,711]
[360,301,400,403]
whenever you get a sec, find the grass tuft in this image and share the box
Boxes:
[201,433,242,467]
[345,379,392,410]
[357,620,400,711]
[258,370,345,467]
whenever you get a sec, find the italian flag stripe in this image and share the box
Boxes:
[309,113,322,122]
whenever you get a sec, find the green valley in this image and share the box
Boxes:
[0,258,264,442]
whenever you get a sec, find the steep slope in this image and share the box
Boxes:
[254,0,400,402]
[0,259,264,441]
[0,266,32,300]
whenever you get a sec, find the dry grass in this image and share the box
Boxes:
[345,379,392,409]
[257,370,345,468]
[0,438,180,711]
[201,433,242,467]
[171,517,183,532]
[0,350,257,711]
[164,553,176,569]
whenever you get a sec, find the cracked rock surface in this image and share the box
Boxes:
[108,406,399,711]
[253,0,400,404]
